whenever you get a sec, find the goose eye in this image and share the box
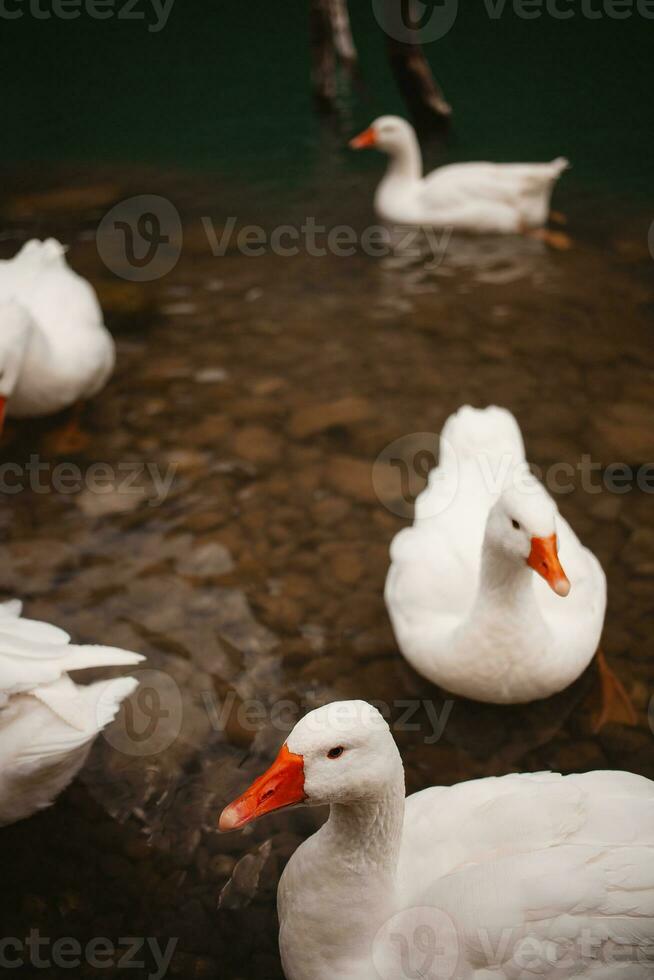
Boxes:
[512,519,521,530]
[327,746,344,760]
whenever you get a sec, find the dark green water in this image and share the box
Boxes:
[4,2,653,201]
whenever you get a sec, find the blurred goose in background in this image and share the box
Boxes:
[350,116,570,244]
[0,600,143,826]
[0,239,115,450]
[220,700,654,980]
[385,405,635,730]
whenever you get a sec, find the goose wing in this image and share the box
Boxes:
[0,675,138,826]
[397,771,654,977]
[0,600,143,700]
[421,160,568,211]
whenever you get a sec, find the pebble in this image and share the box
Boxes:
[209,854,238,879]
[590,495,622,521]
[194,367,229,383]
[310,495,350,526]
[324,454,376,502]
[178,542,235,577]
[328,548,364,585]
[288,396,373,439]
[622,528,654,566]
[233,426,282,464]
[218,840,273,910]
[161,302,198,315]
[252,377,285,396]
[75,486,145,517]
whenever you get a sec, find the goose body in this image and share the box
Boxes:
[220,701,654,980]
[351,116,568,233]
[384,405,605,704]
[0,239,115,421]
[0,600,143,826]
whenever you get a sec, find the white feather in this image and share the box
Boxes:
[0,601,142,826]
[361,116,568,232]
[385,404,606,703]
[258,702,654,980]
[0,239,115,418]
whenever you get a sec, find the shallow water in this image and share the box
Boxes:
[0,159,653,979]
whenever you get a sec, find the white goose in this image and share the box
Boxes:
[385,405,634,728]
[220,700,654,980]
[0,600,143,826]
[0,239,115,437]
[350,116,569,236]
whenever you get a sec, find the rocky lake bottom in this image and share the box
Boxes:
[0,164,652,979]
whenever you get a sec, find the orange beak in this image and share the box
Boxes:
[527,534,570,597]
[219,743,305,832]
[349,127,377,150]
[0,396,6,435]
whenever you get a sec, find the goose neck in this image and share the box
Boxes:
[478,538,537,609]
[384,133,423,182]
[322,770,405,876]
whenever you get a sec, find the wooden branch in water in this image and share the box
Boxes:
[330,0,357,68]
[309,0,358,113]
[386,0,452,125]
[309,0,451,126]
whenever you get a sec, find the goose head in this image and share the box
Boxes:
[0,302,33,433]
[219,701,400,831]
[486,484,571,597]
[349,115,416,155]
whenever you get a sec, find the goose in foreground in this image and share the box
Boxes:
[350,116,569,242]
[384,405,635,730]
[0,600,143,826]
[220,700,654,980]
[0,239,115,448]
